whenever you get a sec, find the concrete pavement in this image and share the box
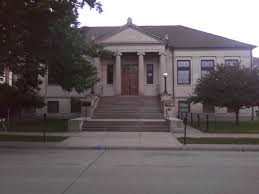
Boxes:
[1,149,259,194]
[2,126,259,151]
[58,132,182,149]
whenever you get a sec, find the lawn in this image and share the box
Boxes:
[0,134,67,142]
[8,118,68,132]
[178,137,259,144]
[188,119,259,133]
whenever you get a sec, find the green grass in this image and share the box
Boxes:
[178,137,259,144]
[0,134,67,142]
[8,118,68,132]
[188,119,259,133]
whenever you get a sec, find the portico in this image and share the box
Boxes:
[97,50,169,96]
[92,17,170,96]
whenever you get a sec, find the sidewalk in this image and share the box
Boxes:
[174,126,259,138]
[1,129,259,151]
[57,132,182,149]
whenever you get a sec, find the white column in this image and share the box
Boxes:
[137,52,145,96]
[159,52,166,94]
[115,52,122,95]
[94,57,101,94]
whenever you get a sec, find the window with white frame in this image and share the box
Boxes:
[225,59,239,66]
[177,60,191,84]
[201,60,214,78]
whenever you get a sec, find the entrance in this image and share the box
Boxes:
[121,64,138,95]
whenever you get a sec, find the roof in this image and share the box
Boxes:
[82,25,256,49]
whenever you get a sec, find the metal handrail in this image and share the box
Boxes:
[165,108,169,120]
[91,85,103,108]
[156,85,160,96]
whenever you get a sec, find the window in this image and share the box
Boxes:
[225,59,239,66]
[203,103,215,113]
[177,60,191,84]
[48,66,59,85]
[178,101,190,113]
[0,71,4,83]
[47,101,59,113]
[146,64,153,84]
[201,60,214,77]
[71,98,81,113]
[107,64,114,84]
[227,107,235,113]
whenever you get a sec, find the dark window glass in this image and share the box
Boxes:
[147,64,153,84]
[71,98,81,113]
[48,66,59,85]
[203,103,215,113]
[225,59,239,66]
[47,101,59,113]
[0,71,4,83]
[227,107,235,113]
[107,64,113,84]
[178,101,190,113]
[201,60,214,77]
[177,60,191,84]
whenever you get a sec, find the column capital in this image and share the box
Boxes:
[159,52,166,56]
[137,51,145,56]
[114,51,122,56]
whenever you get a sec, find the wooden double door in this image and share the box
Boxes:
[121,64,138,95]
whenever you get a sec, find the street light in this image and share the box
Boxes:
[163,72,168,94]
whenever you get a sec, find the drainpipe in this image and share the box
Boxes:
[171,48,175,106]
[250,49,254,120]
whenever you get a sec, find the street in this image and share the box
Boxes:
[0,149,259,194]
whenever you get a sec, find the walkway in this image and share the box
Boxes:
[58,132,181,149]
[174,126,259,138]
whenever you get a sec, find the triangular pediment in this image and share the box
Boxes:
[97,25,164,44]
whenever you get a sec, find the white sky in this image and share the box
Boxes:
[79,0,259,57]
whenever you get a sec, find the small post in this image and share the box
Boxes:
[197,114,200,128]
[191,113,193,125]
[43,113,46,143]
[206,114,209,132]
[7,108,10,131]
[183,117,187,145]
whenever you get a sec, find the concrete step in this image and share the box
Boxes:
[82,120,169,132]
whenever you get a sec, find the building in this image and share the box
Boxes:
[37,18,257,118]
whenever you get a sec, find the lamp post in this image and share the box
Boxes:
[163,73,168,94]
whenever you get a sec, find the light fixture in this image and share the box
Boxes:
[163,73,168,94]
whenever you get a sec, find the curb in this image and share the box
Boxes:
[1,144,259,152]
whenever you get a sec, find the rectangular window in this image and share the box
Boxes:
[177,60,191,84]
[227,107,235,113]
[71,98,81,113]
[203,103,215,113]
[47,101,59,113]
[146,64,153,84]
[107,64,113,84]
[225,59,239,66]
[201,60,214,77]
[178,101,190,113]
[48,66,59,85]
[0,72,4,83]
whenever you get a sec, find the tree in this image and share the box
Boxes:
[0,84,45,118]
[0,0,104,93]
[189,64,259,125]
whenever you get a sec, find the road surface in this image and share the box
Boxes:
[0,148,259,194]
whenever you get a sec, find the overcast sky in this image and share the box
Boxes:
[79,0,259,57]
